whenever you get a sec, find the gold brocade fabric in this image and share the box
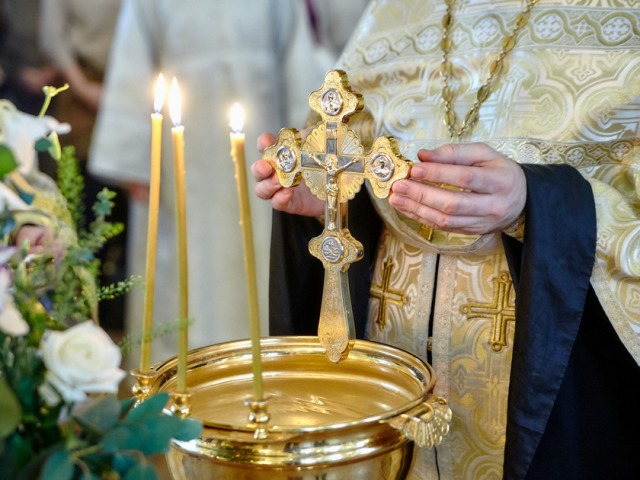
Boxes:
[338,1,640,478]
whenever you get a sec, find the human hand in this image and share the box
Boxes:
[64,63,102,111]
[73,79,102,111]
[128,182,150,203]
[389,142,526,235]
[14,225,66,259]
[19,65,58,94]
[251,132,324,217]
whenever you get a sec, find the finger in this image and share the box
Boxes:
[254,174,283,200]
[389,191,489,233]
[409,162,500,194]
[413,150,517,194]
[257,132,276,153]
[251,159,275,182]
[392,179,496,217]
[418,142,495,167]
[269,188,298,212]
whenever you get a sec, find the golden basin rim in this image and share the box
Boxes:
[151,337,436,436]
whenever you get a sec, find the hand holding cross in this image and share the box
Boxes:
[263,70,410,362]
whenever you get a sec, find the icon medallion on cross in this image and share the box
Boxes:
[264,70,411,362]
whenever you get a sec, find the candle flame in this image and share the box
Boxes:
[153,73,166,113]
[169,77,182,126]
[229,103,245,133]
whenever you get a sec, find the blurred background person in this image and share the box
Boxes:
[89,0,330,368]
[39,0,128,332]
[0,0,56,117]
[39,0,121,154]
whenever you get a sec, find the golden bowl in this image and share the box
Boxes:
[149,337,450,479]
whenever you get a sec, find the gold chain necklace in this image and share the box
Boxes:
[440,0,539,140]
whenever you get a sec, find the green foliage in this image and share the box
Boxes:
[48,148,131,324]
[0,209,16,241]
[98,276,142,301]
[34,137,52,153]
[41,449,74,480]
[82,189,125,261]
[0,96,202,480]
[0,376,22,439]
[101,393,202,457]
[38,84,69,119]
[56,145,85,231]
[118,317,195,356]
[0,144,18,179]
[3,393,201,480]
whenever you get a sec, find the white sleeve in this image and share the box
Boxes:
[278,0,334,128]
[87,0,157,185]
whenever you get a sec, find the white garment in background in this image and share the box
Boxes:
[89,0,327,366]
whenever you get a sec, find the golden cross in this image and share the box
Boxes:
[264,70,410,362]
[370,257,409,331]
[460,272,516,352]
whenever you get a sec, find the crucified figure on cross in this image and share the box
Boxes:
[312,153,358,231]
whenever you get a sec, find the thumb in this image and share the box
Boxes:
[257,132,276,153]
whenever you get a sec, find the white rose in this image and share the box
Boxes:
[38,382,61,407]
[40,321,126,403]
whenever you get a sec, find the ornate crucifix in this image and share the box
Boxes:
[264,70,410,362]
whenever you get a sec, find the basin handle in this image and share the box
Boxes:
[387,395,452,449]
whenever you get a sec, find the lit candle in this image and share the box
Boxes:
[229,103,264,401]
[140,73,165,373]
[169,77,189,393]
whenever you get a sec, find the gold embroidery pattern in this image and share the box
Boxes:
[350,2,640,478]
[460,272,515,352]
[344,2,640,69]
[370,257,410,330]
[366,229,435,359]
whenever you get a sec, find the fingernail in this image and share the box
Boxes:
[390,194,404,208]
[393,181,409,194]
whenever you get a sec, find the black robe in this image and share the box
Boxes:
[268,164,640,480]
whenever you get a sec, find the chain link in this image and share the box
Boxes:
[440,0,539,140]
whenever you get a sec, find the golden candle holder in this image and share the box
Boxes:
[243,395,271,440]
[169,391,193,418]
[146,336,450,480]
[130,368,156,406]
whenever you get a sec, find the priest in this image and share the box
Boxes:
[253,1,640,479]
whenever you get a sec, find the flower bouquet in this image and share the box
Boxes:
[0,89,201,479]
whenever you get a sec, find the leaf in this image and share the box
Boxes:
[0,433,31,479]
[172,417,203,442]
[0,214,16,237]
[123,463,158,480]
[100,425,137,454]
[134,416,182,455]
[47,131,61,160]
[73,394,121,434]
[40,449,74,480]
[0,144,17,179]
[119,397,136,416]
[126,415,202,456]
[34,137,52,152]
[125,393,169,422]
[112,452,136,474]
[92,188,117,218]
[0,376,22,439]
